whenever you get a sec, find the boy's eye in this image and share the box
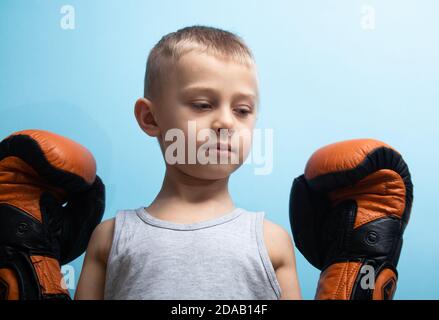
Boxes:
[192,103,212,110]
[235,107,252,116]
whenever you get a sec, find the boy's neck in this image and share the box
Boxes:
[145,166,236,222]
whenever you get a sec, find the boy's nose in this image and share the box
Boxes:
[211,107,235,134]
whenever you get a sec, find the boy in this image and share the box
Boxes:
[74,25,302,300]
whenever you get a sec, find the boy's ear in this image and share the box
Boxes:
[134,98,160,137]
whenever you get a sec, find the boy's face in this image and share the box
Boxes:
[138,50,259,180]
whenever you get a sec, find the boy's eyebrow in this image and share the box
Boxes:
[180,86,217,96]
[180,86,258,104]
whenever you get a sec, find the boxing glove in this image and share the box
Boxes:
[0,130,105,300]
[289,139,413,300]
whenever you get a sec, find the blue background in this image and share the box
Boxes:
[1,0,437,299]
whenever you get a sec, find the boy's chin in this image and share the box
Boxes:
[178,163,241,180]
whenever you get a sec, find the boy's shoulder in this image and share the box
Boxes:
[93,217,115,239]
[262,218,295,270]
[88,218,115,264]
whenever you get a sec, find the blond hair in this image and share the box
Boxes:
[144,25,255,99]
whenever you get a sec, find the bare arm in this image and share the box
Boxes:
[264,220,302,300]
[74,218,114,300]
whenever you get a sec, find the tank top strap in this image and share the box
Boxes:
[254,211,282,299]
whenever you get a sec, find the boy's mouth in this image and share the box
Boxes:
[216,142,232,152]
[202,142,236,153]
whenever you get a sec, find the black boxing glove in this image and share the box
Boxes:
[0,129,105,299]
[289,139,413,299]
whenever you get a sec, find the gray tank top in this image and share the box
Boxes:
[104,207,282,300]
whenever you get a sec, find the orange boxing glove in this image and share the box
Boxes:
[289,139,413,299]
[0,130,105,299]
